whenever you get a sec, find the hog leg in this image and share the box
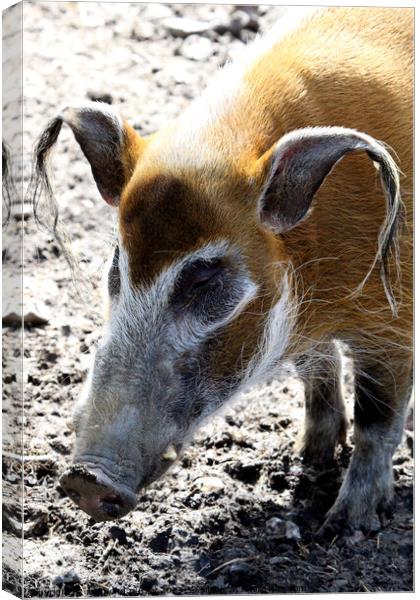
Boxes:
[319,353,412,535]
[300,342,348,466]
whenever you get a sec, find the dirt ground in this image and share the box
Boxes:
[2,3,413,597]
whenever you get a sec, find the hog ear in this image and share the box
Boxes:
[257,126,400,234]
[32,102,144,206]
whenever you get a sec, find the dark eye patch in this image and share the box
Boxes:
[171,253,252,331]
[108,244,120,297]
[172,258,225,306]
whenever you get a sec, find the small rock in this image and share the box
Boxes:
[162,17,211,38]
[61,324,71,337]
[215,10,259,37]
[53,569,80,586]
[212,430,233,449]
[131,21,155,41]
[269,555,292,566]
[195,476,224,495]
[142,4,173,20]
[87,90,113,104]
[180,36,213,61]
[48,439,70,455]
[225,461,262,484]
[266,517,301,541]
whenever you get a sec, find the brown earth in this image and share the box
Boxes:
[2,3,413,597]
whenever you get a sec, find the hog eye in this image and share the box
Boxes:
[174,258,224,302]
[108,244,120,297]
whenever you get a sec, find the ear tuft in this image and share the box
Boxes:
[60,103,126,205]
[257,126,400,235]
[31,102,143,208]
[257,125,402,316]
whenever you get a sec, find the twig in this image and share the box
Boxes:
[2,451,56,463]
[205,555,260,577]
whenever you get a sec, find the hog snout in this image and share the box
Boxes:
[60,464,138,522]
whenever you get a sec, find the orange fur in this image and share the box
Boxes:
[117,7,412,388]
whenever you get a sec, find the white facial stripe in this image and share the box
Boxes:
[108,240,258,352]
[241,269,295,389]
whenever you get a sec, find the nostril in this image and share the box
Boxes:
[100,495,123,518]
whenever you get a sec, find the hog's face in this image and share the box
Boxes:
[64,165,288,521]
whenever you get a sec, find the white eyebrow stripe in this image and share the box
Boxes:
[108,239,259,352]
[118,238,232,304]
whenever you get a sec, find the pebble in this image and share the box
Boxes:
[61,324,71,336]
[180,35,213,61]
[53,569,81,586]
[225,461,262,484]
[269,555,292,566]
[194,476,224,495]
[142,4,174,20]
[266,517,301,541]
[215,10,259,37]
[131,21,155,41]
[86,90,113,104]
[162,17,212,38]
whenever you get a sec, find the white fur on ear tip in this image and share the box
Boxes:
[59,102,124,137]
